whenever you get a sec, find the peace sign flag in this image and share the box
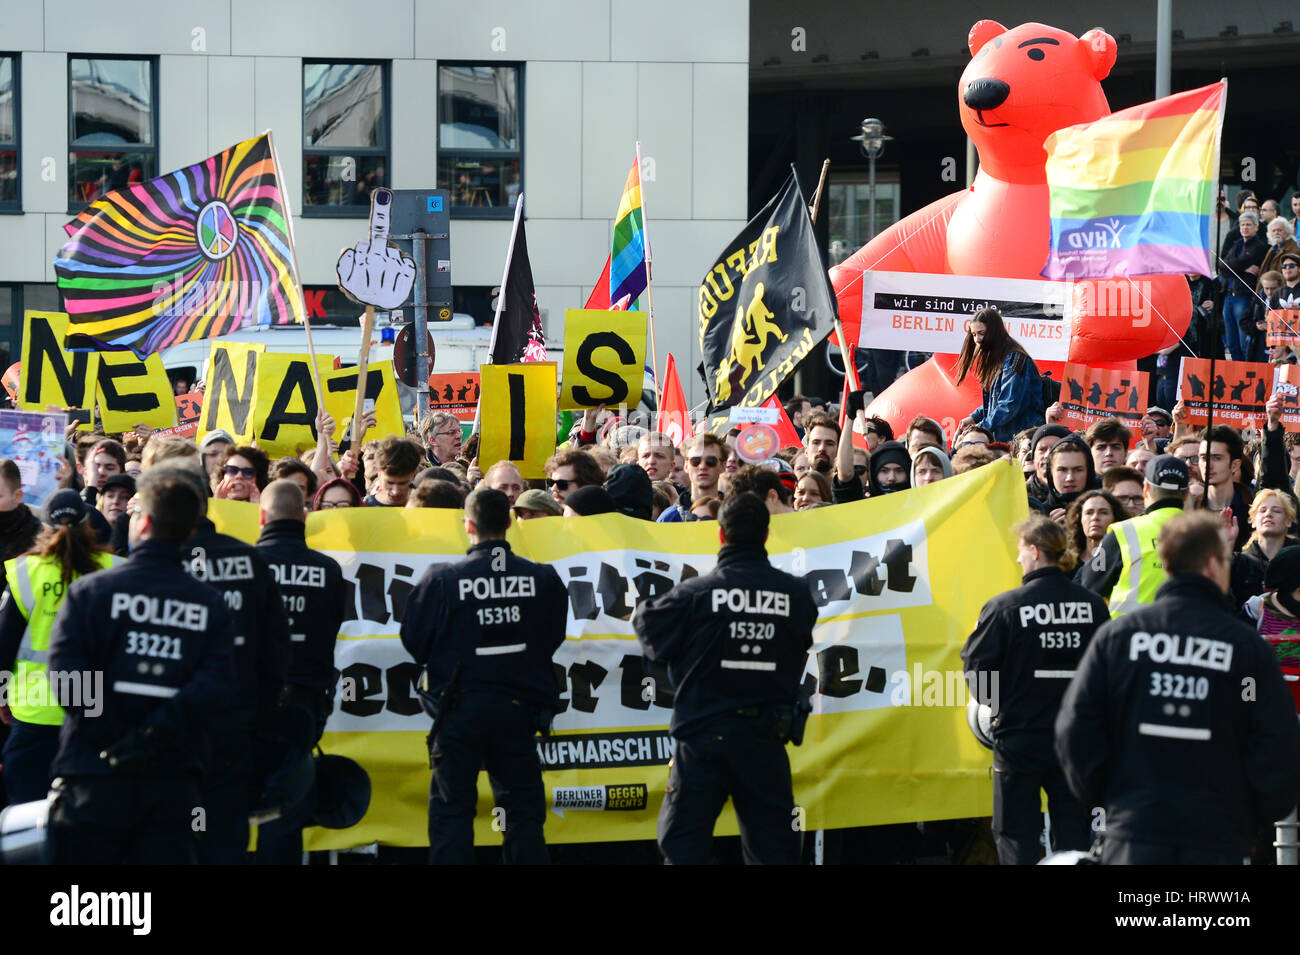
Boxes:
[54,132,305,356]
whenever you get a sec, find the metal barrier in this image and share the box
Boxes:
[1275,808,1298,866]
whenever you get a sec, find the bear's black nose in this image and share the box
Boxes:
[963,78,1010,111]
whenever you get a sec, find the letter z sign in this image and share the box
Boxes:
[559,309,648,410]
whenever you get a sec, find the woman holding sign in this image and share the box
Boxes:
[954,307,1043,444]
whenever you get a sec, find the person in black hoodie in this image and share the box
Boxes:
[1042,434,1098,524]
[605,462,653,521]
[1025,425,1071,505]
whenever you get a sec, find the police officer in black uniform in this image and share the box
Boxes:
[962,513,1110,864]
[176,465,291,864]
[253,478,346,864]
[400,486,567,865]
[632,491,817,865]
[46,467,236,864]
[1057,511,1300,864]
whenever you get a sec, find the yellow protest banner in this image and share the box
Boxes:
[251,352,335,457]
[210,462,1028,848]
[322,360,404,446]
[197,342,263,445]
[478,362,557,479]
[96,351,177,433]
[559,308,648,410]
[18,310,99,429]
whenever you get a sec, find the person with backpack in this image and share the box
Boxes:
[954,307,1045,444]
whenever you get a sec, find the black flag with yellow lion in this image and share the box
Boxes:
[697,169,837,418]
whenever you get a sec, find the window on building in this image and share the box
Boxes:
[0,56,18,211]
[437,64,521,217]
[826,174,899,265]
[68,56,157,209]
[303,61,388,214]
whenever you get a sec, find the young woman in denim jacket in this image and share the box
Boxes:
[955,307,1043,444]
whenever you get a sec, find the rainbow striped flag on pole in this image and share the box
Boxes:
[609,156,648,309]
[1041,80,1226,280]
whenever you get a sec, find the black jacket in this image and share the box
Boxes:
[962,566,1110,769]
[632,543,817,737]
[1223,232,1268,297]
[186,516,291,732]
[1056,574,1300,853]
[255,519,347,693]
[400,540,567,711]
[48,538,237,778]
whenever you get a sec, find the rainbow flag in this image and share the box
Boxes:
[54,132,304,355]
[610,156,648,308]
[1041,80,1226,280]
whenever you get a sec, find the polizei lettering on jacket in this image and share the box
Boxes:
[1018,602,1095,627]
[711,588,791,616]
[459,575,537,600]
[191,555,254,583]
[109,593,209,631]
[269,563,327,588]
[1128,631,1233,672]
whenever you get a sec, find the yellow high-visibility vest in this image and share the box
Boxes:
[3,551,115,725]
[1107,505,1183,616]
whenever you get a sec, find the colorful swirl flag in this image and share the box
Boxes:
[1041,80,1227,279]
[54,132,304,355]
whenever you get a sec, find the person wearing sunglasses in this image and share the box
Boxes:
[212,445,269,503]
[543,448,603,508]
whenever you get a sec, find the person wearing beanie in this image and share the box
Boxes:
[911,446,953,488]
[1243,546,1300,649]
[563,485,618,517]
[868,441,912,496]
[605,463,653,521]
[1026,424,1071,502]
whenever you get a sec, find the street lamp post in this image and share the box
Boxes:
[852,117,892,241]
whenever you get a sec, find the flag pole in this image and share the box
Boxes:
[350,305,375,447]
[474,193,525,435]
[265,130,326,415]
[802,160,861,395]
[635,141,662,410]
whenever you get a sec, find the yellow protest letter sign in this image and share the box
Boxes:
[559,308,648,410]
[96,352,177,433]
[18,310,99,428]
[323,360,404,445]
[197,342,263,445]
[478,362,557,479]
[252,352,334,457]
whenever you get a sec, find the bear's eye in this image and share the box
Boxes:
[1027,48,1045,61]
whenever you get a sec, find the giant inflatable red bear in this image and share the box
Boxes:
[833,20,1192,435]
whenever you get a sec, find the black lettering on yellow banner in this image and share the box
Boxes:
[18,310,99,429]
[96,352,176,432]
[322,360,403,445]
[253,353,333,457]
[198,342,262,444]
[559,309,647,410]
[479,362,557,479]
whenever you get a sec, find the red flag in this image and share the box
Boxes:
[656,354,693,446]
[760,395,802,449]
[584,256,612,310]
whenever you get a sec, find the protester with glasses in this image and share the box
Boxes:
[212,445,269,502]
[419,411,464,466]
[544,448,603,507]
[313,476,362,510]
